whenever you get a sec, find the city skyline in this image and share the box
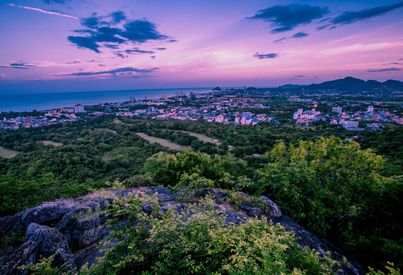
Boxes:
[1,0,403,92]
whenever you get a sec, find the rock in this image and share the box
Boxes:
[0,241,38,275]
[0,186,362,274]
[210,189,229,203]
[224,212,247,225]
[73,228,117,269]
[56,206,102,250]
[142,202,154,215]
[277,215,363,274]
[24,223,74,268]
[0,200,76,238]
[240,203,263,217]
[148,186,175,202]
[260,196,282,218]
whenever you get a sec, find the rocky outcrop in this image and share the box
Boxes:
[0,186,363,274]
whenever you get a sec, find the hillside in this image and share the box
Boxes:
[278,77,403,91]
[0,186,361,274]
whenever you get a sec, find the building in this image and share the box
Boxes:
[332,106,342,113]
[74,104,85,113]
[367,105,374,113]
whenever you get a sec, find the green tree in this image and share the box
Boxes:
[256,137,385,238]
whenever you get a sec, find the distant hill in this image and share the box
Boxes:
[277,77,403,91]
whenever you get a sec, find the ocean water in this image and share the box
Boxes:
[0,88,211,112]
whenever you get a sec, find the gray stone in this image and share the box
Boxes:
[240,203,263,217]
[260,195,282,218]
[56,206,102,250]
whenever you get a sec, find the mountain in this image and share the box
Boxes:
[277,77,403,91]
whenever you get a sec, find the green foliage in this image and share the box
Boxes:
[143,149,248,189]
[0,172,104,215]
[367,262,400,275]
[256,137,403,270]
[257,137,384,237]
[89,196,337,274]
[20,254,73,275]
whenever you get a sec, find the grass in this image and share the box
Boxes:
[136,133,186,151]
[40,140,63,147]
[179,130,221,145]
[93,128,118,135]
[0,146,19,159]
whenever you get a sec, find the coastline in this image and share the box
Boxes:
[0,87,212,112]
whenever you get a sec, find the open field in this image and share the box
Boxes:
[41,140,63,147]
[179,130,221,145]
[93,128,118,135]
[0,146,19,158]
[136,133,186,151]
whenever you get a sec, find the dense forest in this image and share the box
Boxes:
[0,116,402,273]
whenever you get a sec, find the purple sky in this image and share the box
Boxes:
[0,0,403,92]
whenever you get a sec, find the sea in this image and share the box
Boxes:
[0,88,212,112]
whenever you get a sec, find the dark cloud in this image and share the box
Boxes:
[248,4,329,33]
[155,47,167,51]
[68,36,100,53]
[65,60,80,64]
[292,32,309,38]
[110,11,126,24]
[367,67,401,72]
[387,62,400,65]
[273,37,286,43]
[254,53,278,59]
[273,32,309,43]
[125,48,155,54]
[114,52,127,59]
[0,63,36,69]
[294,75,304,78]
[68,11,171,53]
[331,2,403,26]
[59,66,159,77]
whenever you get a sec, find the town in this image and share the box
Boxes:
[1,87,402,131]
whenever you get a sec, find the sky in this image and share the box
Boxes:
[0,0,403,92]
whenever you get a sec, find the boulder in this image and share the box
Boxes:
[56,206,102,250]
[240,203,263,217]
[224,212,247,225]
[0,200,76,237]
[24,223,74,267]
[260,195,282,218]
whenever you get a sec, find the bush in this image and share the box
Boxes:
[89,196,337,274]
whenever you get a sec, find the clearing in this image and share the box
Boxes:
[93,128,118,135]
[179,130,221,145]
[136,133,186,151]
[40,140,63,147]
[0,146,19,158]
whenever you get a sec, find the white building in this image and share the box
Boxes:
[332,106,342,113]
[367,105,374,113]
[74,104,85,113]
